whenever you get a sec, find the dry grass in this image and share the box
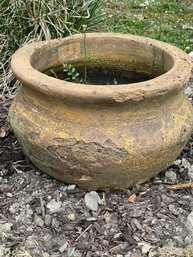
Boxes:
[0,0,105,97]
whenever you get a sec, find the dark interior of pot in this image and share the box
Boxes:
[45,65,152,85]
[32,35,175,85]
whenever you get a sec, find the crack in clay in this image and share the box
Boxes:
[47,138,129,170]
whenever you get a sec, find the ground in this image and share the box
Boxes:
[1,0,193,256]
[1,79,193,257]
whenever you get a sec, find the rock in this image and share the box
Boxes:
[67,184,76,190]
[46,199,62,213]
[67,213,76,221]
[157,240,193,257]
[84,191,103,211]
[173,159,181,166]
[181,158,191,169]
[189,51,193,59]
[15,205,33,223]
[0,245,10,257]
[9,202,22,214]
[139,0,154,8]
[186,210,193,236]
[25,235,37,248]
[44,214,52,226]
[138,242,152,254]
[59,242,68,253]
[0,222,12,238]
[165,170,177,183]
[34,215,44,227]
[6,192,13,198]
[188,165,193,180]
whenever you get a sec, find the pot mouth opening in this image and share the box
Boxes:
[40,34,175,86]
[44,64,154,85]
[11,33,192,102]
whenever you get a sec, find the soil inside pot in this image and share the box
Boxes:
[45,66,152,85]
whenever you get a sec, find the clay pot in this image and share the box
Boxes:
[9,33,193,190]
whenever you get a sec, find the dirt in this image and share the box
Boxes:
[1,83,193,257]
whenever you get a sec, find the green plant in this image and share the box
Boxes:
[62,63,81,83]
[49,58,99,84]
[113,78,118,85]
[0,0,105,96]
[82,30,101,83]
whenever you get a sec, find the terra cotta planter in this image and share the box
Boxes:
[9,33,193,190]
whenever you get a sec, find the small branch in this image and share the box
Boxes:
[164,182,193,190]
[0,213,8,221]
[75,224,92,242]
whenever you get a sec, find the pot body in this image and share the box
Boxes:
[9,33,193,190]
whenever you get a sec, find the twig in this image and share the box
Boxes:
[0,213,8,221]
[40,196,45,218]
[164,182,193,190]
[75,224,92,242]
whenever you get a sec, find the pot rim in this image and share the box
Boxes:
[11,32,193,103]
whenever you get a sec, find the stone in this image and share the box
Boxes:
[165,170,177,182]
[46,199,62,213]
[67,184,76,190]
[138,242,152,254]
[173,159,181,165]
[6,192,13,198]
[67,213,76,221]
[84,191,103,211]
[189,51,193,59]
[0,222,12,237]
[181,158,191,169]
[59,242,68,253]
[34,215,44,227]
[0,245,10,257]
[186,211,193,236]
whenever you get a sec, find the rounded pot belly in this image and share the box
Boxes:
[9,89,193,190]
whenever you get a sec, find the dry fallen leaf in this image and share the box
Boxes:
[125,193,137,203]
[0,127,6,138]
[67,213,76,221]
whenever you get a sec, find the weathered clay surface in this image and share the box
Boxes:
[9,33,193,190]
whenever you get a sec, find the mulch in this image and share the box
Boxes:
[1,94,193,257]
